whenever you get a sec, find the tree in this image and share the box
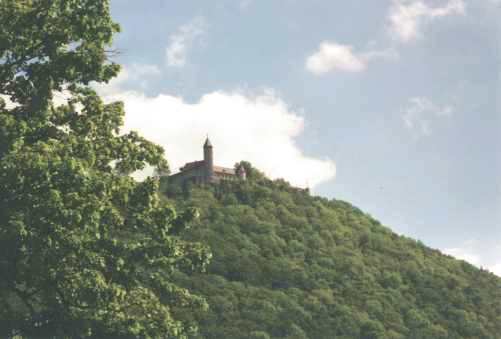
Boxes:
[0,1,210,337]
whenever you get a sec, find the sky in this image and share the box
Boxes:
[103,0,501,275]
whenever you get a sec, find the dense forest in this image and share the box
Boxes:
[163,163,501,339]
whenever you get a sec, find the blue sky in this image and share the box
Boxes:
[103,0,500,274]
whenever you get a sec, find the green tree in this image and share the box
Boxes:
[0,1,209,337]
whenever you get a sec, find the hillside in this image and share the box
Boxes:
[162,163,501,339]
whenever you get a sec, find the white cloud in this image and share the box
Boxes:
[489,263,501,276]
[388,0,465,42]
[306,42,366,75]
[306,41,398,76]
[443,242,501,277]
[443,246,482,266]
[402,96,454,137]
[166,17,207,67]
[96,70,336,189]
[0,94,17,109]
[308,1,465,76]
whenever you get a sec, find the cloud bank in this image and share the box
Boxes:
[96,69,336,189]
[388,0,465,42]
[306,41,397,75]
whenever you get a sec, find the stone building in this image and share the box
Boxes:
[168,137,246,185]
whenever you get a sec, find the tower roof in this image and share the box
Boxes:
[204,136,212,147]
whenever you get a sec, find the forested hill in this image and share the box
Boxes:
[162,163,501,339]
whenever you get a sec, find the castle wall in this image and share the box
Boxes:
[169,166,207,185]
[168,137,246,186]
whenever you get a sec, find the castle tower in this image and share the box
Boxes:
[203,136,214,181]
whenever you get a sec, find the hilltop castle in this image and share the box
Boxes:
[169,137,246,185]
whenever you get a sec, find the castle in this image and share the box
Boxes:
[168,137,246,185]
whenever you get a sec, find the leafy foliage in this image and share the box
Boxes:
[0,1,209,337]
[164,163,501,339]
